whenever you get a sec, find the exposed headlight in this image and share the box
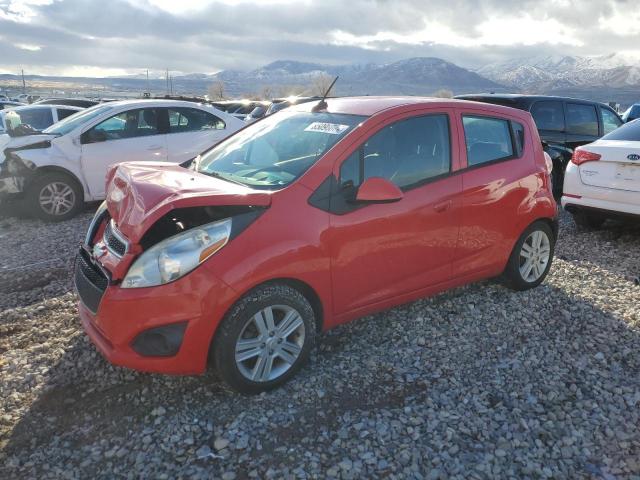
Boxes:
[121,218,231,289]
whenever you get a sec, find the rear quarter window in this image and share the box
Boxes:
[462,115,515,166]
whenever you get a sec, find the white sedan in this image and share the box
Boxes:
[562,119,640,228]
[0,99,244,220]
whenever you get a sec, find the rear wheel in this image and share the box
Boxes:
[503,221,555,291]
[212,283,316,394]
[572,211,606,230]
[26,171,83,222]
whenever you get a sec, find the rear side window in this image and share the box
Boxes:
[531,101,565,131]
[462,116,514,166]
[340,114,451,190]
[601,108,622,135]
[602,119,640,141]
[57,108,78,121]
[11,108,54,130]
[168,108,225,133]
[566,103,598,136]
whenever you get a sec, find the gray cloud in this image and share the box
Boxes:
[0,0,638,75]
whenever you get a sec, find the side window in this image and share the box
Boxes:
[511,121,525,157]
[86,108,160,142]
[168,108,225,133]
[601,108,622,135]
[462,116,514,166]
[57,108,77,121]
[13,109,54,130]
[531,101,565,131]
[339,114,451,190]
[566,103,598,136]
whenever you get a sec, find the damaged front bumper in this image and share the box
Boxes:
[0,151,37,197]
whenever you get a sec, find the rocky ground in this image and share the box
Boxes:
[0,208,639,479]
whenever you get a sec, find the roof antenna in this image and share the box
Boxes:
[312,76,339,112]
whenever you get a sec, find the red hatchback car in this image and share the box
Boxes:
[76,97,557,393]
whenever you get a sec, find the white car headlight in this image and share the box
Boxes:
[121,218,232,289]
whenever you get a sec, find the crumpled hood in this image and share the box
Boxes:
[106,162,272,243]
[1,133,57,163]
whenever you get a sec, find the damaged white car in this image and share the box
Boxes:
[0,99,244,221]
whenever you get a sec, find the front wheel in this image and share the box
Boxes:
[502,221,555,291]
[212,284,316,394]
[25,171,83,221]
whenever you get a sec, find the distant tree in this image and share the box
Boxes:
[310,73,334,96]
[432,89,453,98]
[208,81,226,100]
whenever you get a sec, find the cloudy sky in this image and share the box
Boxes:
[1,0,639,76]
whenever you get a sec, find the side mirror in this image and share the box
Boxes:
[355,177,403,203]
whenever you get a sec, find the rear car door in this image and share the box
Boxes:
[328,110,462,314]
[80,107,168,198]
[564,102,600,149]
[530,100,566,145]
[454,110,534,277]
[165,107,231,163]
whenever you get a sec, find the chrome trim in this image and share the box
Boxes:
[104,219,130,257]
[84,201,108,246]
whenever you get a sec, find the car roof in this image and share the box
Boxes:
[101,99,224,109]
[289,96,522,117]
[456,93,615,107]
[3,104,83,112]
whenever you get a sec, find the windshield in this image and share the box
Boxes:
[196,111,365,189]
[602,119,640,141]
[44,104,114,136]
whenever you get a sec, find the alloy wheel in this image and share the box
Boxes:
[519,230,551,283]
[39,182,76,216]
[235,305,305,382]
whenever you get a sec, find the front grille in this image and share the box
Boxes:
[104,220,128,257]
[75,248,109,313]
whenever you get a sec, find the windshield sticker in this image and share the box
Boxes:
[304,122,350,135]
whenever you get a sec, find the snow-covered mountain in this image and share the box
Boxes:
[215,57,505,96]
[477,53,640,91]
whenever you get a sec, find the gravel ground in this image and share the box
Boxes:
[0,208,639,479]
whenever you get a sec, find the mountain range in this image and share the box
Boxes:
[1,54,639,105]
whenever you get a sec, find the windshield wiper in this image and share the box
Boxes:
[202,170,248,186]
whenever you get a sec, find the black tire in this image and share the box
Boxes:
[572,211,606,230]
[25,171,83,222]
[502,220,555,291]
[212,283,316,394]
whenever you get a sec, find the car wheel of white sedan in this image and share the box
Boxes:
[26,171,83,222]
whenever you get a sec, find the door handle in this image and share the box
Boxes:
[433,200,452,213]
[147,145,163,151]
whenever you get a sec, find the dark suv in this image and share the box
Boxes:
[455,94,623,194]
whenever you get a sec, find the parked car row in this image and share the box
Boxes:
[0,100,244,220]
[1,89,634,393]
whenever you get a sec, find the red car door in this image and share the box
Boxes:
[453,108,534,277]
[328,110,463,316]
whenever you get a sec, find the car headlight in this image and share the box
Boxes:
[121,218,232,289]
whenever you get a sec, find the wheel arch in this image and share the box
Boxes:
[30,165,85,196]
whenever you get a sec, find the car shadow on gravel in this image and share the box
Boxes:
[2,276,640,478]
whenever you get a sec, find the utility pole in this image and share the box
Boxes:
[21,69,26,93]
[165,68,169,95]
[146,69,149,93]
[169,75,173,95]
